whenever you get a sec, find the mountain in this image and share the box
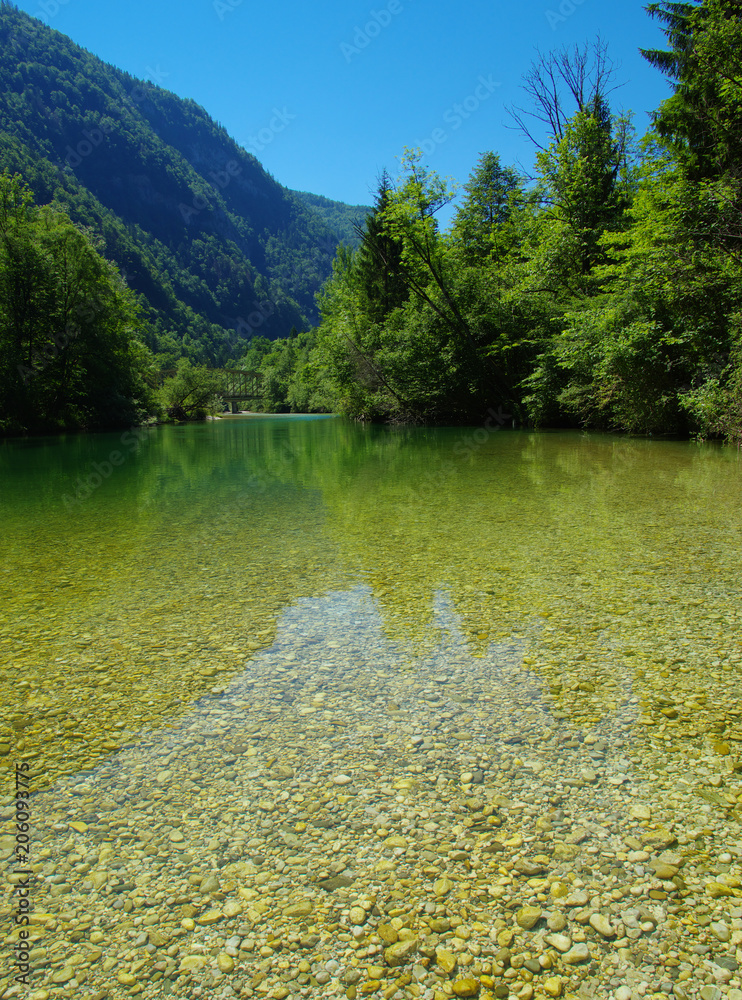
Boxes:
[0,2,369,365]
[294,191,370,250]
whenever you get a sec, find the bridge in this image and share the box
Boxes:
[156,368,264,414]
[217,369,263,413]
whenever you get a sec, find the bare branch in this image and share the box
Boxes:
[507,36,624,149]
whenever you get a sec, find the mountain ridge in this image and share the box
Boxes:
[0,1,369,364]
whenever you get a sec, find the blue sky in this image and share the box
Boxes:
[13,0,673,211]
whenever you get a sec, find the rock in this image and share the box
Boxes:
[384,937,419,966]
[318,875,354,891]
[630,804,652,821]
[710,921,730,942]
[517,905,543,930]
[545,933,572,953]
[349,905,368,924]
[547,912,567,931]
[699,988,723,1000]
[384,835,408,849]
[563,942,591,964]
[616,989,632,1000]
[434,877,455,897]
[117,972,137,987]
[706,881,736,898]
[217,953,235,973]
[516,858,546,876]
[284,900,314,918]
[436,948,458,974]
[651,861,679,880]
[552,842,580,861]
[589,913,616,938]
[51,968,75,984]
[452,979,479,998]
[180,955,209,971]
[333,774,353,785]
[544,979,563,998]
[377,923,398,945]
[199,874,220,893]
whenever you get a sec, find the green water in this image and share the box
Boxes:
[1,416,741,784]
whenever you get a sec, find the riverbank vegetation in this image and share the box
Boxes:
[0,172,157,434]
[241,2,742,441]
[2,0,740,440]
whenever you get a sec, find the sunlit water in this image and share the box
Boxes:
[1,416,742,996]
[2,417,741,782]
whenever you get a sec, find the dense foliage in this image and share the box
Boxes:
[248,2,742,441]
[0,172,156,433]
[0,2,367,370]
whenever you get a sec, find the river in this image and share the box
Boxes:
[1,416,741,998]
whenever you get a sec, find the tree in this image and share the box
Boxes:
[507,36,623,151]
[535,97,634,277]
[157,358,222,420]
[642,0,742,180]
[451,152,522,263]
[0,171,156,433]
[352,170,409,323]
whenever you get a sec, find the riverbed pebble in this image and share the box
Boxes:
[2,586,742,1000]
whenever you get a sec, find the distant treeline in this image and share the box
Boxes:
[241,3,742,440]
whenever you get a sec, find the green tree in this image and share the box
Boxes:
[157,358,222,420]
[535,97,634,278]
[0,171,155,433]
[451,152,521,263]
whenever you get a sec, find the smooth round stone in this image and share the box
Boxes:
[384,836,408,849]
[199,874,220,893]
[284,900,314,918]
[434,877,454,897]
[333,774,353,785]
[217,953,235,973]
[545,933,571,953]
[700,988,723,1000]
[516,905,543,930]
[630,804,652,821]
[544,979,563,998]
[710,921,730,942]
[117,972,138,987]
[547,912,567,931]
[616,988,632,1000]
[349,905,367,924]
[589,913,616,938]
[51,968,75,984]
[180,955,209,971]
[563,942,590,964]
[452,979,479,998]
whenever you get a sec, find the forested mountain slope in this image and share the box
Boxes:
[0,2,368,364]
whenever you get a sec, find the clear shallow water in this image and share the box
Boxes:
[1,417,741,783]
[2,418,742,999]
